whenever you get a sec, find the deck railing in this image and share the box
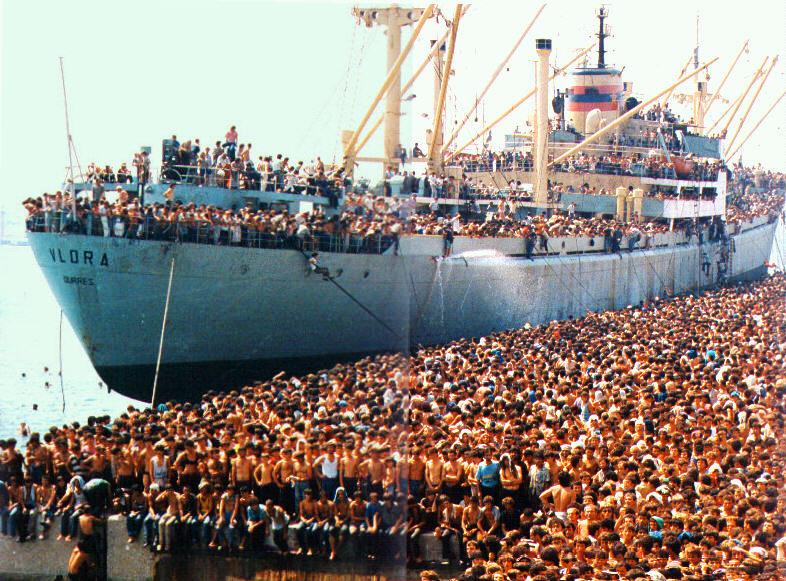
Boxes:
[25,213,396,255]
[158,163,342,198]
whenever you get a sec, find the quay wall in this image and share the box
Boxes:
[0,515,455,580]
[0,515,154,581]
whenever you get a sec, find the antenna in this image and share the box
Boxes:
[694,13,700,70]
[58,57,83,216]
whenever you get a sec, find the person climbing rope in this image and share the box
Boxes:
[308,253,331,280]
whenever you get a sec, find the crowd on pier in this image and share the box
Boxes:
[1,270,785,579]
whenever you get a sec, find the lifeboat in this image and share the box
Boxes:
[671,156,695,179]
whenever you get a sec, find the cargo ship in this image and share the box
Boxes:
[25,5,782,402]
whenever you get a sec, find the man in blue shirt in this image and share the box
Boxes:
[0,479,8,536]
[245,492,269,551]
[475,447,500,504]
[364,492,381,559]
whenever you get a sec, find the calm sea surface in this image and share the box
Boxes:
[1,206,784,441]
[0,235,142,441]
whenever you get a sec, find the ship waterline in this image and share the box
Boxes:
[26,217,776,402]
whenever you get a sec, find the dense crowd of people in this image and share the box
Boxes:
[726,190,786,226]
[22,188,692,258]
[26,180,784,263]
[1,269,785,578]
[728,167,786,196]
[448,151,722,183]
[80,126,347,201]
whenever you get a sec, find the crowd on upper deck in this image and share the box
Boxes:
[79,126,347,204]
[448,150,723,183]
[1,269,785,579]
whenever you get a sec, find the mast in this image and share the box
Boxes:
[725,88,786,161]
[692,13,709,131]
[533,38,552,206]
[430,39,446,167]
[59,57,78,217]
[441,4,546,155]
[596,6,608,69]
[704,39,749,118]
[427,4,462,173]
[725,55,779,154]
[349,6,431,172]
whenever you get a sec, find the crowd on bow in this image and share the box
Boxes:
[1,269,785,578]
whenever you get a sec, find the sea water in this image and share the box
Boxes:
[0,242,142,440]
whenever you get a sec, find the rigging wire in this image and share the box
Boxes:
[335,28,376,163]
[330,22,360,162]
[58,310,66,413]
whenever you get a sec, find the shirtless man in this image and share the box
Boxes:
[25,435,49,484]
[291,452,313,513]
[52,439,75,482]
[206,448,227,488]
[348,489,367,557]
[273,449,295,514]
[155,484,182,552]
[296,488,318,555]
[425,447,444,496]
[539,471,576,519]
[442,448,464,503]
[408,447,426,500]
[67,541,97,580]
[82,446,108,481]
[114,447,136,490]
[340,445,361,499]
[253,452,277,503]
[37,474,57,539]
[461,495,482,542]
[231,445,254,490]
[395,448,409,496]
[361,447,385,498]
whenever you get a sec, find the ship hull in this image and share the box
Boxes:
[27,219,778,402]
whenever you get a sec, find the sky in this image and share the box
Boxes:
[1,0,784,219]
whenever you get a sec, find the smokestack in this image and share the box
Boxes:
[534,38,552,205]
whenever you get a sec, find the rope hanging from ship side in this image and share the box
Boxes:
[301,251,403,340]
[773,231,785,271]
[540,254,595,315]
[549,250,603,307]
[58,309,66,413]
